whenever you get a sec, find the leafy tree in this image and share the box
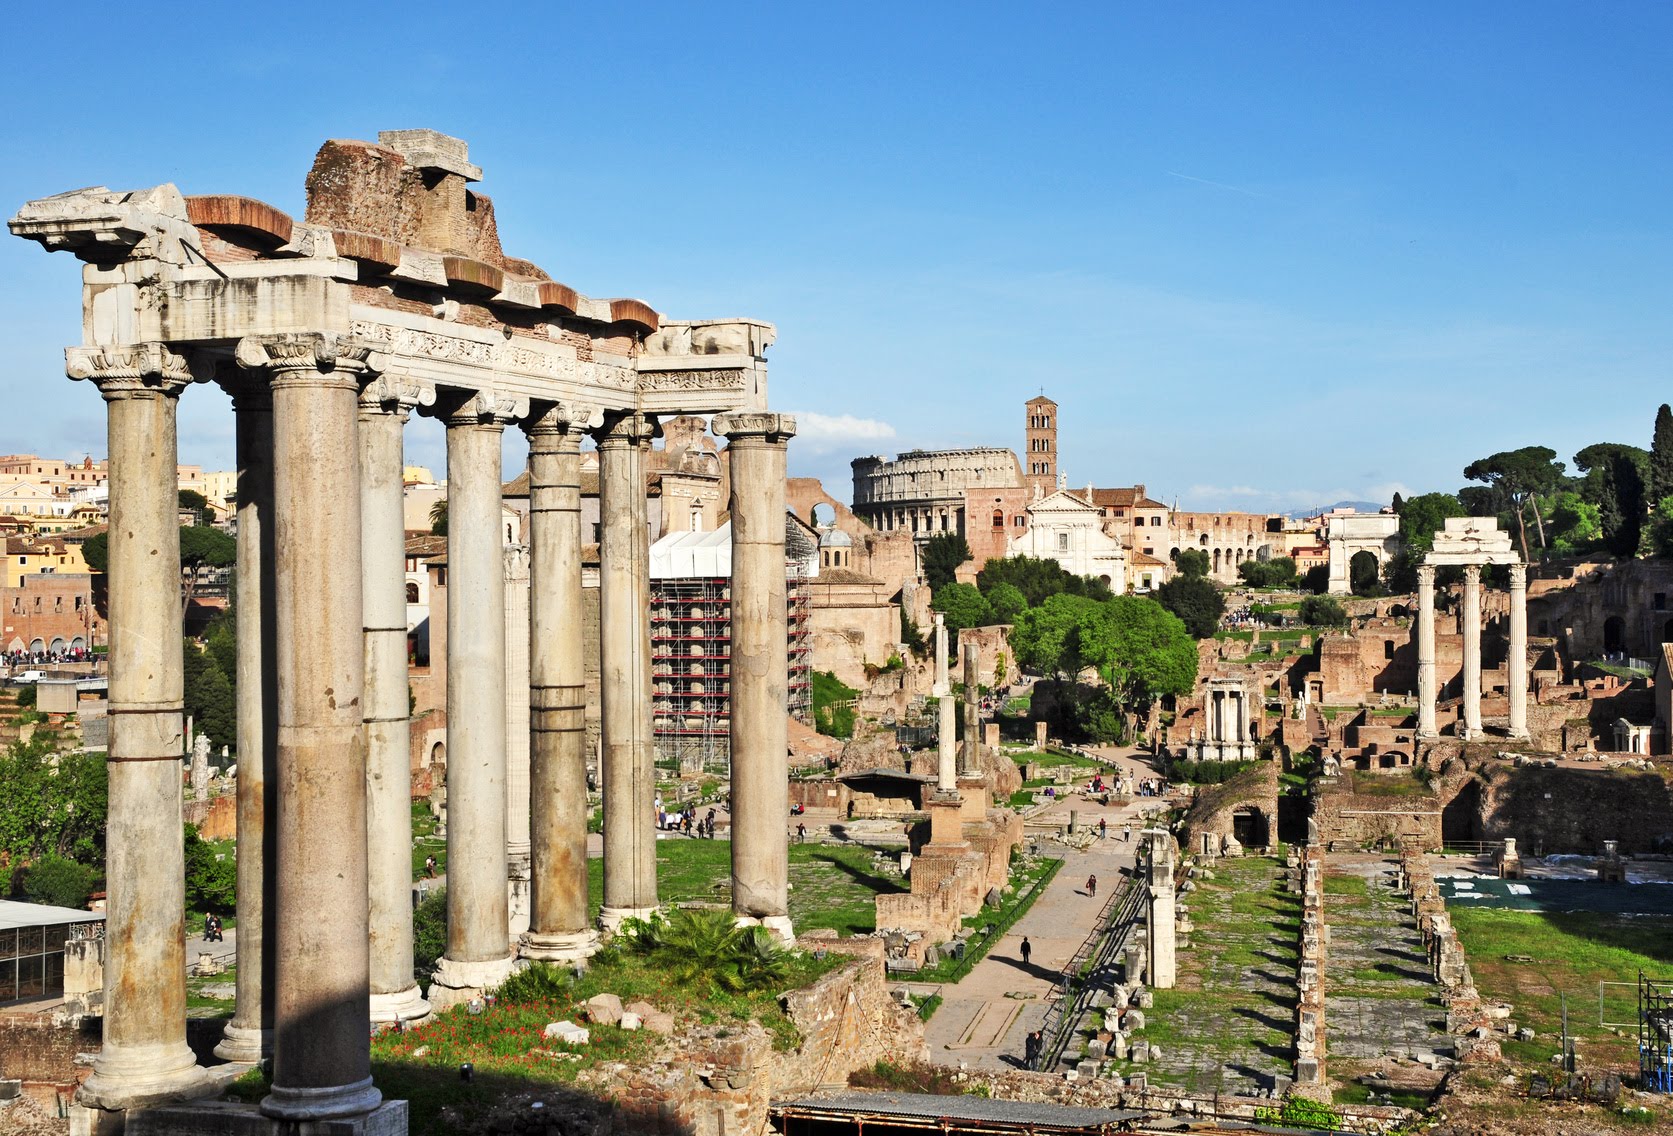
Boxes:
[179,489,210,526]
[1574,443,1649,507]
[183,639,236,753]
[1463,446,1565,562]
[1299,595,1348,627]
[921,532,971,593]
[1544,491,1601,556]
[1647,495,1673,559]
[930,582,995,644]
[1349,550,1383,596]
[1383,492,1465,592]
[1301,564,1330,594]
[1174,548,1210,579]
[413,887,447,990]
[1008,594,1103,679]
[0,737,108,864]
[1008,594,1195,714]
[1154,574,1224,638]
[21,854,97,909]
[429,498,448,536]
[1598,454,1645,558]
[984,582,1028,624]
[976,555,1111,607]
[183,823,236,915]
[1238,557,1296,588]
[1652,404,1673,505]
[203,605,238,690]
[898,607,925,655]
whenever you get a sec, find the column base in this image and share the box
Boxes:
[261,1076,383,1123]
[122,1099,407,1135]
[212,1021,271,1065]
[735,913,796,946]
[597,905,659,934]
[426,953,517,1012]
[78,1041,212,1112]
[1506,727,1530,741]
[369,985,432,1029]
[519,928,601,962]
[1416,728,1438,741]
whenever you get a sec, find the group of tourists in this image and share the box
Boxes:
[4,646,93,668]
[656,801,719,839]
[202,912,224,942]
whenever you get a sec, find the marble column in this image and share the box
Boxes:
[360,376,431,1028]
[959,643,981,777]
[596,411,659,931]
[933,614,956,793]
[1508,562,1529,740]
[1461,564,1483,740]
[214,382,277,1063]
[238,334,381,1121]
[1145,828,1177,989]
[1416,564,1437,738]
[431,393,519,1004]
[504,543,532,939]
[521,408,598,960]
[70,345,210,1111]
[716,413,797,940]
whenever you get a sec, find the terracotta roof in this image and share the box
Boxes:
[1130,551,1167,567]
[500,470,604,497]
[1090,487,1167,510]
[405,534,447,557]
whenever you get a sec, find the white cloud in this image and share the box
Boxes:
[787,411,897,454]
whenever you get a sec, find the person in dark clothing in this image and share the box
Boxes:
[1020,936,1032,966]
[1086,874,1097,898]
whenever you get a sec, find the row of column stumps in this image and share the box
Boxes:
[73,335,797,1123]
[1415,562,1528,742]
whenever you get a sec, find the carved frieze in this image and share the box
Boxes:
[350,318,634,390]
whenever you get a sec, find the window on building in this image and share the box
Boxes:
[406,582,420,603]
[1150,517,1161,526]
[1384,641,1395,660]
[53,597,62,613]
[1014,516,1024,527]
[1657,593,1667,612]
[992,510,1004,528]
[1143,547,1154,556]
[1057,532,1069,552]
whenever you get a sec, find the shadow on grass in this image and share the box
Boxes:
[808,849,908,896]
[1538,910,1673,969]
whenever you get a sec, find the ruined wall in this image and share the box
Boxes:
[1313,770,1442,850]
[1528,557,1673,661]
[0,1016,98,1082]
[1180,760,1280,855]
[1474,761,1673,854]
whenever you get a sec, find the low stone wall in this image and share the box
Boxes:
[1314,773,1442,851]
[1290,842,1328,1095]
[1397,852,1504,1063]
[581,954,924,1136]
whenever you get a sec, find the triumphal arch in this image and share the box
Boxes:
[11,130,796,1133]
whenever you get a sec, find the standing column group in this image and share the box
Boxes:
[1414,559,1528,743]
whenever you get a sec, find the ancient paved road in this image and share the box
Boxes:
[921,746,1176,1071]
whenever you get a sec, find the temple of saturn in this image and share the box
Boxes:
[1416,518,1527,741]
[9,130,798,1132]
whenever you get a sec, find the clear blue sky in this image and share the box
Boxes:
[4,2,1670,512]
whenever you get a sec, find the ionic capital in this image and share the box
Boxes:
[235,333,386,389]
[524,402,602,444]
[713,411,797,445]
[359,373,436,418]
[66,343,212,400]
[593,411,660,449]
[1508,562,1526,590]
[440,388,528,429]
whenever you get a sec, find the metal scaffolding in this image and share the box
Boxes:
[1643,970,1672,1093]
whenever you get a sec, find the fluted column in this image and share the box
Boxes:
[430,392,520,1004]
[215,382,278,1063]
[1461,564,1483,740]
[237,333,381,1122]
[70,345,210,1112]
[1417,564,1437,738]
[716,412,797,940]
[959,642,981,776]
[521,407,598,960]
[360,375,432,1028]
[596,411,659,931]
[1508,562,1529,740]
[933,613,956,793]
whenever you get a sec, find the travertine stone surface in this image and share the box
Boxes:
[432,395,520,1005]
[597,412,660,931]
[1507,563,1528,740]
[241,334,382,1122]
[1416,564,1437,739]
[959,643,981,777]
[361,377,432,1027]
[715,412,796,938]
[1461,565,1482,740]
[1146,828,1177,990]
[72,345,210,1112]
[934,614,957,793]
[216,384,277,1063]
[522,407,598,961]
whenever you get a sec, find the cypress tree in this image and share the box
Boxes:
[1650,404,1673,504]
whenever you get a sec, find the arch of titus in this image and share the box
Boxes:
[1417,518,1527,742]
[10,130,796,1132]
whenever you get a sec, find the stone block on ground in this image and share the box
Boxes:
[643,1011,677,1035]
[624,1000,658,1018]
[619,1011,641,1031]
[584,993,623,1025]
[544,1020,590,1045]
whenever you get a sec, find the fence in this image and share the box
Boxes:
[1037,872,1146,1071]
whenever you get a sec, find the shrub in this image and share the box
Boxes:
[621,907,790,995]
[21,854,97,909]
[413,887,447,990]
[1298,595,1348,627]
[495,960,574,1004]
[183,824,235,915]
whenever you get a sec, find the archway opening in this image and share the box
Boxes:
[1441,780,1482,847]
[1349,550,1380,595]
[1604,615,1626,655]
[1231,806,1269,848]
[810,502,834,528]
[428,741,446,768]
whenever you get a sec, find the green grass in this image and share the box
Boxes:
[1450,908,1673,1073]
[411,801,447,881]
[1323,874,1368,897]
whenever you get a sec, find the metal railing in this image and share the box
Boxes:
[1037,872,1146,1071]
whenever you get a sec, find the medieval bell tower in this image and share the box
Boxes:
[1024,394,1058,499]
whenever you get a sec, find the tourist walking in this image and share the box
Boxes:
[1025,1029,1043,1070]
[1098,816,1107,840]
[1020,936,1032,966]
[796,822,807,844]
[424,855,437,878]
[1123,824,1131,843]
[1085,874,1097,898]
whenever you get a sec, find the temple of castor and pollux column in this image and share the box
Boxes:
[9,130,802,1134]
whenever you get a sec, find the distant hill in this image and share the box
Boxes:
[1284,499,1387,520]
